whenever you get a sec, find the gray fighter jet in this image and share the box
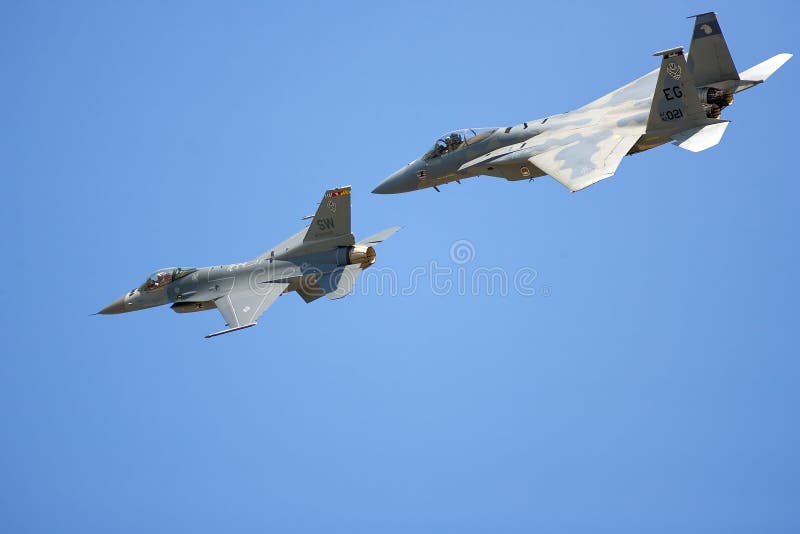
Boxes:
[373,13,791,195]
[98,187,399,338]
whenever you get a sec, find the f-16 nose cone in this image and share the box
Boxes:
[98,295,127,315]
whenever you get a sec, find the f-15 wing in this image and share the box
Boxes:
[527,131,641,192]
[460,129,641,192]
[206,282,289,338]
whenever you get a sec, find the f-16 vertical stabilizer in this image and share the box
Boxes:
[303,185,353,243]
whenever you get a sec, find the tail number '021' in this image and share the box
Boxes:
[660,108,683,121]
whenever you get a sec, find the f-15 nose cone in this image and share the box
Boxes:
[372,176,399,194]
[372,169,416,194]
[98,295,127,315]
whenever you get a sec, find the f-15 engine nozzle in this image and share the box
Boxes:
[697,87,734,118]
[697,87,734,107]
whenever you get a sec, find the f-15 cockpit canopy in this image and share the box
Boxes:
[139,267,197,292]
[422,128,497,161]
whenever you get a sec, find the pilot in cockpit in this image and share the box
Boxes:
[444,132,464,151]
[425,131,469,161]
[432,139,448,157]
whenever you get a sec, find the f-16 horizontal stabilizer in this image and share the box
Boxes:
[293,264,364,302]
[358,226,401,245]
[321,264,363,300]
[294,227,399,302]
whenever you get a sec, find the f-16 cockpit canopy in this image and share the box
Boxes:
[139,267,197,292]
[422,128,497,161]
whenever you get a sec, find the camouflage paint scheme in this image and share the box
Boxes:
[373,13,791,195]
[98,187,399,338]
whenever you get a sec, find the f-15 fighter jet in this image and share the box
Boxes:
[98,187,399,338]
[373,12,791,195]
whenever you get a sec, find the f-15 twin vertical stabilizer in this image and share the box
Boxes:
[687,12,739,87]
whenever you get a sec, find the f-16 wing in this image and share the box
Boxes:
[206,282,289,338]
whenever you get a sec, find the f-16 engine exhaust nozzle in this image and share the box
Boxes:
[348,245,376,268]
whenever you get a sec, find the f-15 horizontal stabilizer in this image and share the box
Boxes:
[738,53,793,88]
[695,54,793,95]
[672,121,729,152]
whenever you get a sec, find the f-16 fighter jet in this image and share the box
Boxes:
[98,187,399,338]
[373,13,791,195]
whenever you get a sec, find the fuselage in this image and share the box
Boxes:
[98,245,363,315]
[372,67,676,194]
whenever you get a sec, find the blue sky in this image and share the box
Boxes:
[1,1,798,532]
